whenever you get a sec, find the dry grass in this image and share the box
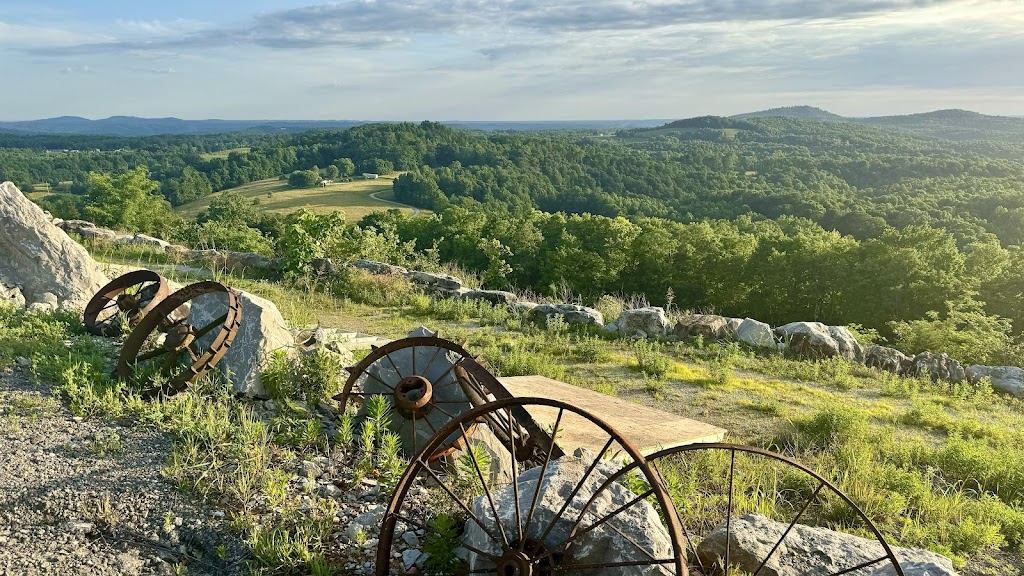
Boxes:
[174,175,424,221]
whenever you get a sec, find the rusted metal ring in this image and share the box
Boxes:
[374,396,688,576]
[83,270,169,336]
[117,281,242,398]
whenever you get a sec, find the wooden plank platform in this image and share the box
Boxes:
[498,375,726,456]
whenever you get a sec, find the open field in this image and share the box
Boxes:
[199,147,250,160]
[174,175,423,221]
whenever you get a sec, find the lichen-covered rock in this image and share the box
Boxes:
[406,270,463,291]
[908,352,966,383]
[512,301,539,314]
[827,326,864,362]
[184,249,228,268]
[696,513,957,576]
[617,307,670,337]
[407,326,437,338]
[967,365,1024,397]
[865,345,911,375]
[300,327,356,365]
[54,219,95,234]
[735,318,775,349]
[675,314,730,340]
[353,259,408,276]
[726,317,743,333]
[461,289,517,305]
[775,322,840,359]
[531,303,604,326]
[461,449,675,575]
[77,226,122,242]
[190,289,294,397]
[310,258,338,277]
[0,182,109,310]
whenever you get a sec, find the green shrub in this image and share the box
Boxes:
[594,295,623,325]
[633,339,670,380]
[793,405,869,451]
[423,513,464,574]
[296,349,344,406]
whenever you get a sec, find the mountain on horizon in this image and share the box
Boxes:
[732,105,848,122]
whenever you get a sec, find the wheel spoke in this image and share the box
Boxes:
[553,557,677,572]
[382,351,404,380]
[393,513,501,562]
[420,345,445,381]
[753,481,825,576]
[536,436,616,548]
[192,313,228,340]
[419,460,506,548]
[520,408,563,551]
[460,422,510,550]
[363,370,397,392]
[827,556,889,576]
[507,408,523,545]
[411,345,416,375]
[725,449,736,574]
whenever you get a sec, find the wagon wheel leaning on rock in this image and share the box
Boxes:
[83,270,170,336]
[334,336,502,461]
[117,281,242,398]
[375,397,688,576]
[594,443,910,576]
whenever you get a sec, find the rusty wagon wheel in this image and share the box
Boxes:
[594,443,907,576]
[375,397,688,576]
[117,281,242,398]
[334,336,488,460]
[83,270,170,336]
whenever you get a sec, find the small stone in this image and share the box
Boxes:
[300,460,323,477]
[15,356,30,367]
[402,549,422,570]
[401,531,420,548]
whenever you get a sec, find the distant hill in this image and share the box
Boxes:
[0,116,672,137]
[733,106,847,122]
[856,109,1024,141]
[0,116,370,137]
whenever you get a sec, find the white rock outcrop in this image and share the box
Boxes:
[617,307,670,337]
[0,181,109,310]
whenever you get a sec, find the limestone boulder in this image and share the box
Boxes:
[78,226,121,242]
[460,449,675,575]
[908,352,966,383]
[126,233,172,251]
[827,326,864,362]
[512,301,539,314]
[675,314,730,340]
[224,251,278,271]
[697,513,957,576]
[406,270,463,291]
[726,317,744,334]
[735,318,776,349]
[299,327,356,365]
[184,249,228,268]
[967,365,1024,397]
[865,345,911,375]
[310,258,339,277]
[617,307,670,338]
[1,282,26,309]
[55,219,95,234]
[407,326,437,338]
[190,289,294,397]
[0,181,109,310]
[775,322,840,359]
[353,259,408,276]
[531,303,604,327]
[460,289,517,306]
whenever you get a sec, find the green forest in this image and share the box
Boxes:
[3,113,1022,362]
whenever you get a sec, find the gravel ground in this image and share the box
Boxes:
[0,364,246,576]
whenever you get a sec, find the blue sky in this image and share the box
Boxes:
[2,0,1022,120]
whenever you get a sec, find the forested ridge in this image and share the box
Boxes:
[2,114,1022,360]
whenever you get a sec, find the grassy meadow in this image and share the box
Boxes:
[4,244,1023,574]
[174,175,422,221]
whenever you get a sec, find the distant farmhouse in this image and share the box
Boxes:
[362,173,379,179]
[319,179,333,187]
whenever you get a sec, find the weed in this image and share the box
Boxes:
[423,513,464,574]
[86,429,124,457]
[632,339,670,380]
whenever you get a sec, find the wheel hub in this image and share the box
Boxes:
[163,323,196,351]
[116,293,140,314]
[497,550,533,576]
[393,375,433,417]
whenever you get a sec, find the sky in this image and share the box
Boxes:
[1,0,1023,120]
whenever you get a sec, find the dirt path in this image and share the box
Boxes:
[368,189,421,216]
[0,364,246,576]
